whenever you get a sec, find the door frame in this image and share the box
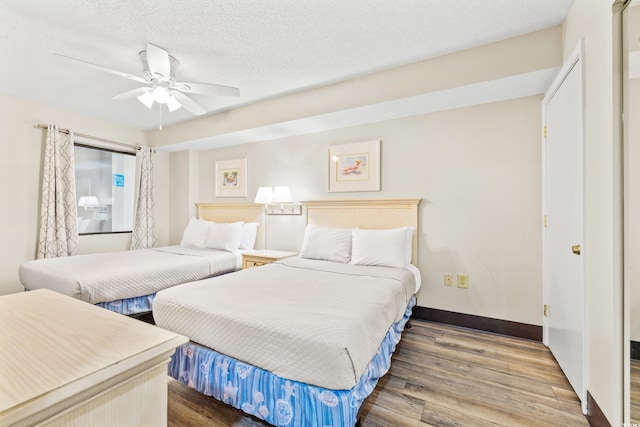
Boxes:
[619,0,636,423]
[541,39,587,414]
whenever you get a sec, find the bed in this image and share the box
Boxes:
[19,203,265,315]
[153,199,420,426]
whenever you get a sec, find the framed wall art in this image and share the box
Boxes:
[328,140,380,192]
[215,158,247,197]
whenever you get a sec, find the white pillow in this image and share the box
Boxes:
[240,222,259,250]
[403,226,415,265]
[180,217,211,248]
[350,227,413,268]
[205,221,244,251]
[299,224,352,263]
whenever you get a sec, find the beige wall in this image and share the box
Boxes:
[158,23,564,326]
[0,93,170,295]
[149,26,562,149]
[563,0,623,424]
[155,26,564,326]
[183,96,544,325]
[168,150,199,245]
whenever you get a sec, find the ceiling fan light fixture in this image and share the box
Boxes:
[166,95,182,112]
[137,91,154,108]
[152,86,170,104]
[59,43,239,119]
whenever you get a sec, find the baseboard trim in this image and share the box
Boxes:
[631,340,640,360]
[411,306,542,341]
[586,391,611,427]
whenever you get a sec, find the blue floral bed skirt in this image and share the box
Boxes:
[96,293,156,315]
[168,296,416,427]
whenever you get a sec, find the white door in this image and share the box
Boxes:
[542,42,586,411]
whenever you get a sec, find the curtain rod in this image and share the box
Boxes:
[34,123,141,151]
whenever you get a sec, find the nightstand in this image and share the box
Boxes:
[242,250,297,269]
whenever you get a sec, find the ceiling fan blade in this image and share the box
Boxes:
[171,92,206,116]
[55,54,148,84]
[146,43,171,80]
[112,87,149,100]
[174,81,240,97]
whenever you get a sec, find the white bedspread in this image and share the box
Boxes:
[19,245,239,304]
[153,257,416,390]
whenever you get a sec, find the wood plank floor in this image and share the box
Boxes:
[167,319,588,426]
[632,359,640,424]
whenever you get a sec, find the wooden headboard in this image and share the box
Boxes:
[196,203,266,250]
[303,199,421,265]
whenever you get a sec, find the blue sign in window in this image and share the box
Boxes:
[113,174,125,187]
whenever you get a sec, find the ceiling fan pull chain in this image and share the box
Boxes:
[159,103,163,131]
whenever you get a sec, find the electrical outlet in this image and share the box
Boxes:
[444,274,453,286]
[457,274,469,289]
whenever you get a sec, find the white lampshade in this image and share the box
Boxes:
[166,95,182,112]
[272,186,293,204]
[254,187,273,204]
[137,91,154,109]
[78,196,100,208]
[152,86,170,104]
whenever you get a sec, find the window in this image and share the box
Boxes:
[74,144,136,235]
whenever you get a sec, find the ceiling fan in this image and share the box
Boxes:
[56,43,240,117]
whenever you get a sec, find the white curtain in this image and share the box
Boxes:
[130,146,157,249]
[37,125,79,259]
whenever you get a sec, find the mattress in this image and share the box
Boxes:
[153,257,417,390]
[19,245,239,304]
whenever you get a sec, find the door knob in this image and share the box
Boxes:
[571,244,581,255]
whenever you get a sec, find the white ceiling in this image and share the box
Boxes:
[0,0,573,131]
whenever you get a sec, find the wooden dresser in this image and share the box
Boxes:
[0,289,187,427]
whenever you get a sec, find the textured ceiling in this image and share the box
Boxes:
[0,0,573,131]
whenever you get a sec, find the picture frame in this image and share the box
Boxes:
[215,158,247,197]
[329,140,381,192]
